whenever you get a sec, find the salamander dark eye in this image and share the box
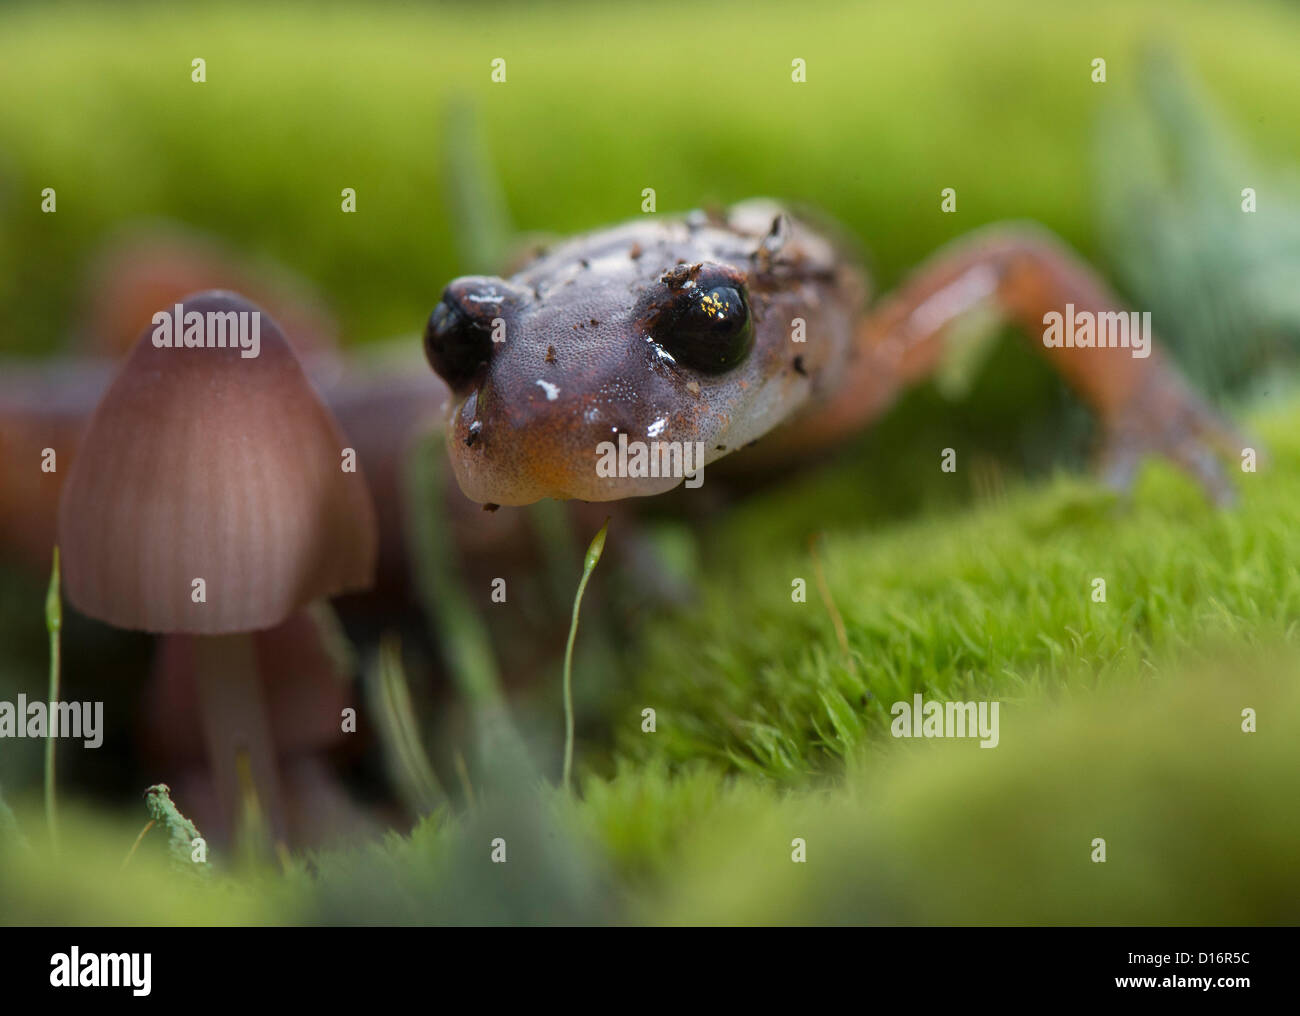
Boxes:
[425,297,493,392]
[656,282,754,374]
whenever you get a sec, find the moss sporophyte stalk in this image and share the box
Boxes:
[563,519,609,793]
[45,545,62,849]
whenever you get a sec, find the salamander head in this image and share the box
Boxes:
[424,201,862,505]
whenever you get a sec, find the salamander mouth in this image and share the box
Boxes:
[443,388,710,506]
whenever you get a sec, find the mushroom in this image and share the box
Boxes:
[57,291,377,843]
[146,607,355,767]
[145,606,380,847]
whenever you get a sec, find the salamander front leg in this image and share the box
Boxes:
[811,223,1248,504]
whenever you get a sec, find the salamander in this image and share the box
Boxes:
[424,200,1242,507]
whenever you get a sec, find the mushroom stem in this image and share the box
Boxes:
[193,633,285,849]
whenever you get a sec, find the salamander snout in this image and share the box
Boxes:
[424,276,523,394]
[426,268,712,505]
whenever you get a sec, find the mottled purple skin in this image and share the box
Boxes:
[433,201,865,505]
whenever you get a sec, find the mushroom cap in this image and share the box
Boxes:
[58,291,377,634]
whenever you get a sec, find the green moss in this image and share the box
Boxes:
[616,395,1300,779]
[635,647,1300,924]
[0,804,283,924]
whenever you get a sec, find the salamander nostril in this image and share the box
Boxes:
[424,295,493,393]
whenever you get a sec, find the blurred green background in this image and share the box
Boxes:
[2,0,1299,353]
[2,0,1300,925]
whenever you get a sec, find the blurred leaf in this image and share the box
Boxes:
[365,632,447,815]
[1096,51,1300,396]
